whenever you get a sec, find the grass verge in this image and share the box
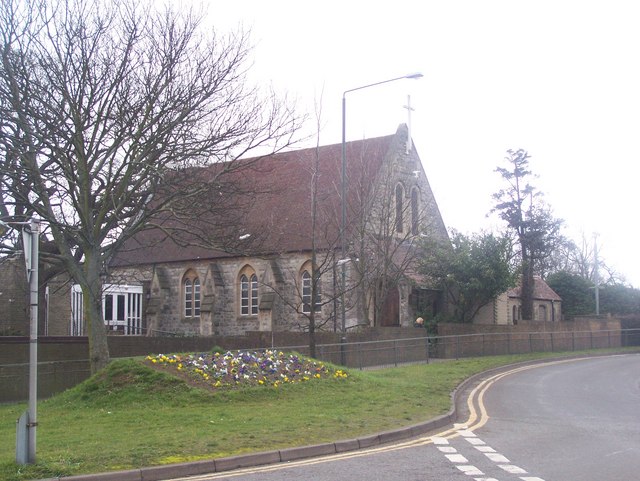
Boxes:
[0,348,636,481]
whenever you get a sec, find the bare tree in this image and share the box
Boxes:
[256,91,344,357]
[0,0,302,372]
[545,232,623,285]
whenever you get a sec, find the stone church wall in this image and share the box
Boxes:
[0,257,29,335]
[111,252,342,337]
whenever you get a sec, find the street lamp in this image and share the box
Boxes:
[1,218,40,464]
[339,73,423,356]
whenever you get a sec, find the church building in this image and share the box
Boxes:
[1,124,450,337]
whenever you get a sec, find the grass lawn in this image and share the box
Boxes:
[0,348,635,481]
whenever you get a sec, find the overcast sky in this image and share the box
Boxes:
[208,0,640,286]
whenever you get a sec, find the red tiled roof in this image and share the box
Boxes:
[507,276,562,301]
[111,127,401,266]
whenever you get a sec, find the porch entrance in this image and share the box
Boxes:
[378,286,400,326]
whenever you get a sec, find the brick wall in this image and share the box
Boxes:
[435,318,622,358]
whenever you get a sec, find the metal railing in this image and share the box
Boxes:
[272,328,640,369]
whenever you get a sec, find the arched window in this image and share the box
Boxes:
[512,305,518,324]
[411,187,420,235]
[395,183,404,233]
[301,268,322,314]
[183,271,200,318]
[239,267,258,316]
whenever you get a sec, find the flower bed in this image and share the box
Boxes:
[145,350,348,389]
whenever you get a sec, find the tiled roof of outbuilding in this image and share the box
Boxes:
[507,276,562,301]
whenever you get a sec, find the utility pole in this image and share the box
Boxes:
[594,234,600,316]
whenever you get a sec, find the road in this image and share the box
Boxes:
[172,353,640,481]
[479,353,640,480]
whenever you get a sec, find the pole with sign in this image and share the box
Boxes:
[12,219,39,464]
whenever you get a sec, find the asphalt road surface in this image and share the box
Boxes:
[173,353,640,481]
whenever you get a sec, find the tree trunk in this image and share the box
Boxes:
[308,311,316,359]
[520,257,535,320]
[83,255,110,373]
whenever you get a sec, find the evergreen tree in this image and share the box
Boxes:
[492,149,563,320]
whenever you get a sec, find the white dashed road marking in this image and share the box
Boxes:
[466,437,486,446]
[429,430,547,481]
[445,453,469,463]
[485,453,510,463]
[476,445,497,453]
[431,436,449,445]
[457,465,484,475]
[499,464,528,474]
[437,446,457,453]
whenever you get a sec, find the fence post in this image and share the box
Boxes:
[507,333,511,355]
[456,335,460,360]
[394,339,398,367]
[608,330,611,348]
[425,336,430,364]
[528,333,532,353]
[550,332,554,352]
[358,342,363,370]
[572,331,575,351]
[590,331,593,349]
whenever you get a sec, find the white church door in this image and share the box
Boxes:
[71,284,143,335]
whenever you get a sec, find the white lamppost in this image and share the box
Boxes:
[339,73,423,355]
[1,218,40,464]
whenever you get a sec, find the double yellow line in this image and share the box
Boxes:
[439,356,592,439]
[176,357,590,480]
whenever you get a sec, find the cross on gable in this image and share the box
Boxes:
[403,95,414,154]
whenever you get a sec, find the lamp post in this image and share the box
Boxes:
[1,218,40,464]
[339,73,423,360]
